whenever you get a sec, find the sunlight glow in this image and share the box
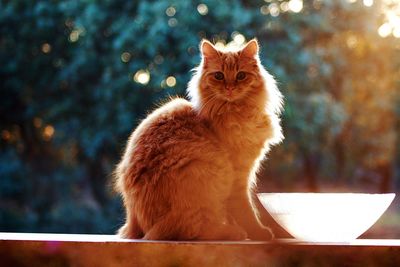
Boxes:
[393,27,400,38]
[348,0,400,38]
[378,23,392,37]
[363,0,373,7]
[258,193,395,242]
[379,0,400,38]
[134,70,150,85]
[215,41,225,50]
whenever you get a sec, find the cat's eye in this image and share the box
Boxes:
[214,72,224,80]
[236,71,246,81]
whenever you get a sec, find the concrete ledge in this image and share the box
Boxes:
[1,233,400,266]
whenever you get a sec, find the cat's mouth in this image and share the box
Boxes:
[222,94,235,102]
[221,90,241,102]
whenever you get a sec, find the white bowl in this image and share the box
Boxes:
[258,193,395,242]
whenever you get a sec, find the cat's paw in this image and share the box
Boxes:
[117,224,130,238]
[117,223,143,239]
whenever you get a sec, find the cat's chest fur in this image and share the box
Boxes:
[213,107,272,168]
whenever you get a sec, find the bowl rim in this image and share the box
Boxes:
[257,192,396,196]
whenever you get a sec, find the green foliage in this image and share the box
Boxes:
[1,0,399,233]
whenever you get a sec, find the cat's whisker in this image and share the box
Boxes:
[241,92,261,107]
[200,94,217,109]
[216,100,229,115]
[198,93,219,115]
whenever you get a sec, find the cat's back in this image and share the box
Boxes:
[133,97,206,146]
[117,97,217,188]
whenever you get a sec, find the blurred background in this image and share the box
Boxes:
[1,0,399,237]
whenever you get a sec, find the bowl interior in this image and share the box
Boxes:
[257,193,395,242]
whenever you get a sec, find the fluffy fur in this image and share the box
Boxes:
[115,39,283,240]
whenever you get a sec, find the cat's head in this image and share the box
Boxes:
[198,39,264,103]
[188,38,282,121]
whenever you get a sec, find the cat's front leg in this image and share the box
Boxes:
[227,190,274,241]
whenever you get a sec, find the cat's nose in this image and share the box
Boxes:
[226,85,235,92]
[226,85,235,97]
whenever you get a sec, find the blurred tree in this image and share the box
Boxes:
[0,0,399,233]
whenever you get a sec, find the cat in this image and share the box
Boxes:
[114,38,283,240]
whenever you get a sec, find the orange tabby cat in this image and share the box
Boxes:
[115,39,283,240]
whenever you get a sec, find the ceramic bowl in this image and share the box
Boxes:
[258,193,395,242]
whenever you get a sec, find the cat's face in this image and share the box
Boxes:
[200,39,262,102]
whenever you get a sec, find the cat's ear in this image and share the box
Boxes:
[200,39,219,59]
[241,39,259,58]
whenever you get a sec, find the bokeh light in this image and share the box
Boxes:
[378,23,391,37]
[260,5,269,15]
[363,0,374,7]
[69,30,79,42]
[269,3,280,17]
[165,6,176,17]
[378,0,400,38]
[41,43,51,54]
[288,0,303,13]
[133,69,150,85]
[346,35,358,49]
[120,52,131,63]
[68,27,85,43]
[232,32,245,45]
[197,4,208,15]
[33,117,43,128]
[214,41,225,50]
[280,2,290,12]
[43,125,55,141]
[166,76,176,87]
[168,18,178,27]
[1,130,11,141]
